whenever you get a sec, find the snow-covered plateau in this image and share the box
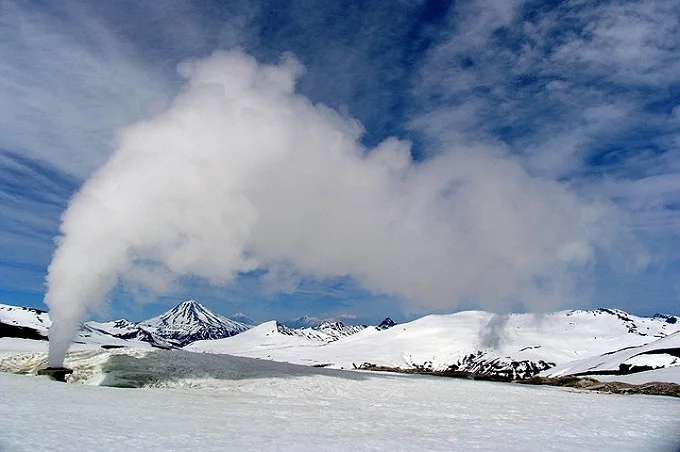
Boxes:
[1,347,679,452]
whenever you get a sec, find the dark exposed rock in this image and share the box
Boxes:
[652,314,678,324]
[376,318,396,331]
[437,351,554,380]
[0,322,47,341]
[354,360,551,382]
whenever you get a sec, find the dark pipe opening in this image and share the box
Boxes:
[37,367,74,382]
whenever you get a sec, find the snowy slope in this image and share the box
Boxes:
[1,349,679,452]
[188,321,325,356]
[0,304,50,340]
[188,309,680,379]
[85,319,174,347]
[86,319,141,338]
[0,303,150,348]
[73,324,151,347]
[542,331,680,379]
[138,300,251,347]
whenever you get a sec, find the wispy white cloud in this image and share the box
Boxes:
[0,1,174,178]
[410,0,680,237]
[552,0,680,85]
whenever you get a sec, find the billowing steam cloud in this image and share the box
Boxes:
[46,51,619,366]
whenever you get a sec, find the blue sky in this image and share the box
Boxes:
[1,0,679,323]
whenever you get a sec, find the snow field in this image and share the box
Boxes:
[0,348,679,451]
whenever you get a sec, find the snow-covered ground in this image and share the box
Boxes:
[0,337,50,353]
[1,348,679,452]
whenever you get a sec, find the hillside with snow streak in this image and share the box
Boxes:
[542,330,680,382]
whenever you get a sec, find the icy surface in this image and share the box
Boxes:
[1,349,679,452]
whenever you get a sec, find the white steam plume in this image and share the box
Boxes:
[46,51,620,366]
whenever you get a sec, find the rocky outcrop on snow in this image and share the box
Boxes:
[376,318,396,330]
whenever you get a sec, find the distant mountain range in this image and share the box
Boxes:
[0,300,251,348]
[229,312,256,326]
[2,301,679,382]
[282,315,365,329]
[276,320,369,342]
[0,300,386,348]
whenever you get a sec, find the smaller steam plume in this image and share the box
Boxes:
[480,314,509,349]
[45,51,622,366]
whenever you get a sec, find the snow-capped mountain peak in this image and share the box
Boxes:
[282,315,326,329]
[143,300,216,328]
[230,312,256,326]
[139,300,251,347]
